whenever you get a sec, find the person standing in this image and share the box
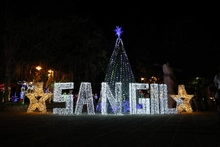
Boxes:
[213,67,220,124]
[93,93,99,111]
[20,86,26,104]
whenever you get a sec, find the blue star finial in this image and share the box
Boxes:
[114,26,123,38]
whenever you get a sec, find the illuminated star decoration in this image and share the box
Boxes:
[170,85,194,113]
[114,26,123,38]
[26,82,52,114]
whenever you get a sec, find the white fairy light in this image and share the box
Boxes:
[101,82,122,115]
[150,84,177,114]
[53,95,74,115]
[159,84,167,114]
[115,82,122,114]
[74,82,95,115]
[158,84,177,114]
[129,83,149,114]
[51,82,179,115]
[53,82,74,102]
[150,84,160,114]
[53,82,74,115]
[136,98,150,114]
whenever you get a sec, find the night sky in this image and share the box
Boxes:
[1,0,220,83]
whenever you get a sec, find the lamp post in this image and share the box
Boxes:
[47,69,54,81]
[46,69,54,91]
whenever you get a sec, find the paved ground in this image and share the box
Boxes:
[0,104,219,147]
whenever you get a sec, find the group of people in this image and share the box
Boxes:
[190,86,210,112]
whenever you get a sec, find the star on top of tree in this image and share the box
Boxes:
[114,26,123,38]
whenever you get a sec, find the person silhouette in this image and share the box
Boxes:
[213,66,220,124]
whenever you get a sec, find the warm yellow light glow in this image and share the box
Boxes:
[170,85,194,113]
[48,69,53,73]
[26,82,52,113]
[36,66,42,71]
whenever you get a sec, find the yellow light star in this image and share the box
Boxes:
[170,85,194,113]
[26,82,52,114]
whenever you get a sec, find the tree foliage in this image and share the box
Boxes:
[0,15,109,102]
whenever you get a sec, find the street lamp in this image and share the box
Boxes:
[35,66,42,82]
[48,69,54,77]
[48,69,53,73]
[36,66,42,71]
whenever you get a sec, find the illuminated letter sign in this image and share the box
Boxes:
[129,83,150,114]
[75,82,95,115]
[101,82,122,115]
[53,82,74,115]
[52,82,178,115]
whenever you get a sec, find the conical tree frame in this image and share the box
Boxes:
[104,37,136,100]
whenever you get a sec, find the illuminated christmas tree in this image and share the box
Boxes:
[104,26,136,100]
